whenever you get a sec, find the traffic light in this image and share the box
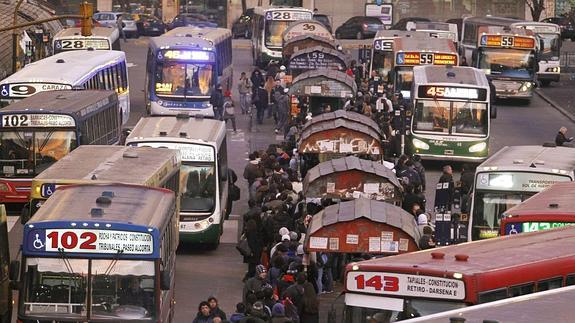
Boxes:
[80,2,93,37]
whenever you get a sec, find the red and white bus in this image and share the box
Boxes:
[501,181,575,236]
[336,226,575,322]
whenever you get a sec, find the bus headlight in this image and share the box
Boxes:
[546,67,560,73]
[412,138,429,150]
[519,82,533,92]
[469,142,487,153]
[0,183,10,192]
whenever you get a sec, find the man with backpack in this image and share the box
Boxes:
[210,84,225,120]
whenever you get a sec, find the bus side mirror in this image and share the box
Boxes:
[20,203,30,225]
[471,50,478,66]
[220,166,228,182]
[9,260,19,285]
[160,270,171,290]
[490,105,497,119]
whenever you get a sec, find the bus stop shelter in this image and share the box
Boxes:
[282,34,338,60]
[304,198,421,254]
[303,156,402,205]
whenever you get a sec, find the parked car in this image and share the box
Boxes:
[136,14,165,36]
[390,17,431,30]
[335,16,384,39]
[93,12,139,38]
[232,8,254,38]
[168,13,218,30]
[313,13,333,33]
[541,16,575,40]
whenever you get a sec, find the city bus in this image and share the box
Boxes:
[0,90,121,206]
[0,205,11,323]
[53,26,121,53]
[500,181,575,236]
[409,65,491,161]
[146,27,233,117]
[0,50,130,124]
[512,21,561,86]
[14,183,177,322]
[469,145,575,241]
[392,37,458,99]
[402,285,575,323]
[251,6,313,68]
[406,21,459,47]
[461,17,537,100]
[336,225,575,322]
[27,145,180,222]
[125,115,229,248]
[369,30,430,83]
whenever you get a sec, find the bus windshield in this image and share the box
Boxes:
[472,191,534,240]
[155,61,214,98]
[395,66,414,98]
[265,20,292,48]
[372,51,394,82]
[345,299,467,322]
[413,100,487,136]
[23,257,156,320]
[538,33,560,59]
[0,130,77,177]
[479,48,535,79]
[180,163,216,213]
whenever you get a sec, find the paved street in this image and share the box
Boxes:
[5,37,575,322]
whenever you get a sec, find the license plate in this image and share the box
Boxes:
[152,28,158,31]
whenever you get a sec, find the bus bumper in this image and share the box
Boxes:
[537,72,560,83]
[0,179,31,204]
[416,153,488,163]
[150,101,215,118]
[179,224,221,244]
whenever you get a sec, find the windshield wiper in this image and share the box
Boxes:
[58,248,76,274]
[103,249,124,276]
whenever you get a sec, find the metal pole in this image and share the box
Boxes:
[12,0,24,73]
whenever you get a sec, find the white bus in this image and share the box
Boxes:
[469,145,575,241]
[512,22,561,86]
[0,50,130,124]
[406,21,459,46]
[146,27,233,117]
[125,115,231,248]
[53,26,121,53]
[252,6,313,68]
[409,65,491,162]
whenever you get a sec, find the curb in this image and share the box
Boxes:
[535,88,575,123]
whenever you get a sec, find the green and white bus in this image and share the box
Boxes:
[251,6,313,68]
[125,115,230,248]
[409,65,491,161]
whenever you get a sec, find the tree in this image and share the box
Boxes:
[525,0,545,21]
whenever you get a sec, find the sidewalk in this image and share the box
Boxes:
[536,74,575,123]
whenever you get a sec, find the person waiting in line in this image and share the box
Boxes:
[556,126,573,146]
[223,96,237,132]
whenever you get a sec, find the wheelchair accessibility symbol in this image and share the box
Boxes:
[33,233,45,249]
[0,85,8,97]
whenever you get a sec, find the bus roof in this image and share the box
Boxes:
[0,90,118,115]
[503,182,575,217]
[33,145,180,185]
[407,21,457,32]
[413,66,489,88]
[394,37,456,53]
[403,285,575,323]
[463,15,521,26]
[349,225,575,277]
[27,183,175,233]
[477,145,575,174]
[54,26,119,39]
[478,25,534,37]
[0,50,126,86]
[126,116,226,146]
[374,30,432,40]
[163,26,232,44]
[511,21,561,34]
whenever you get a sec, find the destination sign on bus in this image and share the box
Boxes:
[476,172,571,192]
[132,142,215,162]
[418,86,487,101]
[26,228,154,255]
[160,50,214,61]
[346,271,465,300]
[0,83,72,99]
[1,114,75,128]
[480,35,535,49]
[55,39,110,51]
[396,52,457,66]
[265,10,312,21]
[505,222,575,235]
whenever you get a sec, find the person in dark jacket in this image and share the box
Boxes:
[556,126,573,146]
[270,303,292,323]
[207,296,226,321]
[300,282,319,323]
[250,68,265,88]
[193,301,214,323]
[244,220,264,280]
[229,303,247,323]
[243,153,263,189]
[411,155,426,192]
[209,84,225,120]
[243,265,269,303]
[459,163,475,195]
[253,85,269,125]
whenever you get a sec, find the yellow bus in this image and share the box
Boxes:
[26,145,180,222]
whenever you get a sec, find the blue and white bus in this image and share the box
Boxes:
[146,27,233,117]
[14,183,178,322]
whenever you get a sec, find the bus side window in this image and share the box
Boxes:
[478,288,507,303]
[538,277,563,292]
[566,274,575,286]
[508,282,534,297]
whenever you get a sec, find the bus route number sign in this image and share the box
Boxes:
[418,86,488,101]
[374,39,393,51]
[56,39,110,51]
[1,114,75,128]
[266,11,311,21]
[481,35,535,49]
[396,52,457,66]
